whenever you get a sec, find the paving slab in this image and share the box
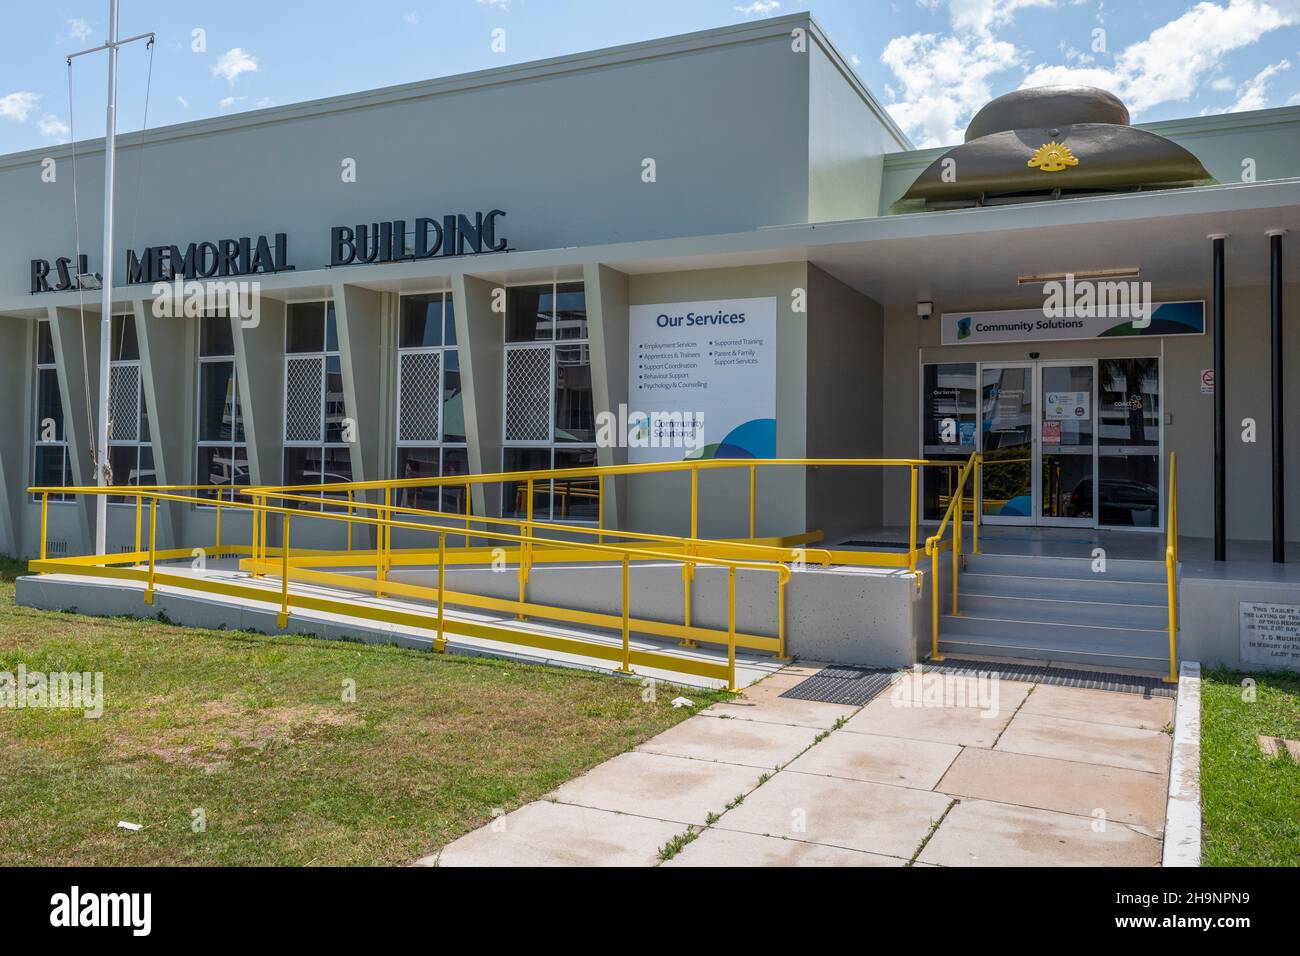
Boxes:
[1019,684,1174,731]
[786,731,961,790]
[713,769,952,859]
[917,798,1162,867]
[636,714,821,768]
[434,801,682,867]
[995,712,1171,774]
[843,674,1032,748]
[936,747,1168,831]
[701,690,857,730]
[549,750,763,826]
[663,828,907,867]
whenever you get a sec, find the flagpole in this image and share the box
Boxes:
[92,0,120,555]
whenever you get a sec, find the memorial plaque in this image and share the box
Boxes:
[1239,602,1300,667]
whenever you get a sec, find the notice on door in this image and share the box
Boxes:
[1045,391,1089,421]
[627,297,776,463]
[1240,602,1300,667]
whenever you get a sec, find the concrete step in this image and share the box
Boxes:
[959,569,1169,605]
[963,552,1169,583]
[956,592,1169,628]
[940,612,1166,650]
[936,633,1169,674]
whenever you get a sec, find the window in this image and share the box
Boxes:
[196,315,249,502]
[283,301,352,508]
[502,282,597,521]
[107,313,153,502]
[395,292,468,513]
[32,320,71,502]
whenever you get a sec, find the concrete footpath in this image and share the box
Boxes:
[423,662,1174,867]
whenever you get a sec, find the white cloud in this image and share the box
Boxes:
[0,91,40,122]
[921,0,1057,37]
[882,30,1022,145]
[1021,0,1299,114]
[476,0,511,9]
[1210,75,1237,90]
[38,114,70,139]
[176,95,190,109]
[211,48,259,85]
[66,17,93,41]
[403,10,420,25]
[1204,58,1291,111]
[218,95,246,111]
[734,1,781,15]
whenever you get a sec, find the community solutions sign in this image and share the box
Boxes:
[627,297,776,464]
[942,300,1205,346]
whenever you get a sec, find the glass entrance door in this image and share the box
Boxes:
[1096,357,1162,527]
[1038,362,1096,526]
[979,364,1035,524]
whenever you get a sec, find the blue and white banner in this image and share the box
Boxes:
[942,300,1205,346]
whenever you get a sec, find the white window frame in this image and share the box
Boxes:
[195,314,249,508]
[107,313,151,504]
[395,290,467,513]
[282,300,350,508]
[32,319,71,503]
[501,281,597,521]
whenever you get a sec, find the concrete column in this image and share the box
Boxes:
[0,315,28,555]
[584,263,629,530]
[48,304,98,552]
[136,298,186,549]
[233,297,286,489]
[333,282,385,485]
[450,273,503,518]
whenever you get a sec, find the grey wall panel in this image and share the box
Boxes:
[137,300,189,549]
[584,263,630,530]
[47,306,97,549]
[805,265,883,542]
[335,283,385,485]
[0,316,28,555]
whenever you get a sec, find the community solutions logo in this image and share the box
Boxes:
[49,886,151,936]
[957,316,972,340]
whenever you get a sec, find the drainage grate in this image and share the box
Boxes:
[922,658,1176,698]
[779,666,898,706]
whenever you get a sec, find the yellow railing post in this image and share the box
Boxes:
[748,465,756,540]
[436,531,447,653]
[972,454,982,554]
[215,490,223,551]
[517,479,533,619]
[908,465,918,576]
[951,478,961,616]
[347,490,354,552]
[930,542,942,661]
[134,493,142,555]
[680,546,697,648]
[597,474,605,544]
[376,488,390,594]
[618,554,632,674]
[39,493,49,569]
[690,466,698,539]
[726,566,737,692]
[278,514,291,627]
[1165,453,1179,684]
[145,498,158,605]
[777,573,787,660]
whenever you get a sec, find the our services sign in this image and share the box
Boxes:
[627,297,776,464]
[942,300,1205,346]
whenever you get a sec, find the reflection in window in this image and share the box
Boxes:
[196,315,248,502]
[283,302,350,509]
[32,321,71,502]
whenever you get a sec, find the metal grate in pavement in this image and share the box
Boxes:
[778,666,898,706]
[779,659,1175,705]
[923,658,1176,698]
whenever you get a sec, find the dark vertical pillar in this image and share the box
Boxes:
[1211,234,1227,561]
[1269,229,1286,562]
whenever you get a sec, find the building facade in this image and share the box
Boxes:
[2,12,1298,563]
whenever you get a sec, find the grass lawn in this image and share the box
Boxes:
[1201,667,1300,866]
[0,555,725,866]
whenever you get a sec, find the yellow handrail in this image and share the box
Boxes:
[923,451,982,662]
[1165,453,1179,684]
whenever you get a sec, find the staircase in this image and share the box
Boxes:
[937,552,1174,674]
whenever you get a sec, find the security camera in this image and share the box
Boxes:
[917,301,933,320]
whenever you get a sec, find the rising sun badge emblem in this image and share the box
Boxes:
[1027,141,1079,172]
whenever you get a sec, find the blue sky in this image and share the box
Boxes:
[1,0,1297,153]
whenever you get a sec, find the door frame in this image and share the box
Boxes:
[977,361,1036,527]
[1034,358,1098,528]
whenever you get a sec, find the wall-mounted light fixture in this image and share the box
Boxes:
[916,300,933,320]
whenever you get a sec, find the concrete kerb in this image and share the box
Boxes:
[1161,660,1202,867]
